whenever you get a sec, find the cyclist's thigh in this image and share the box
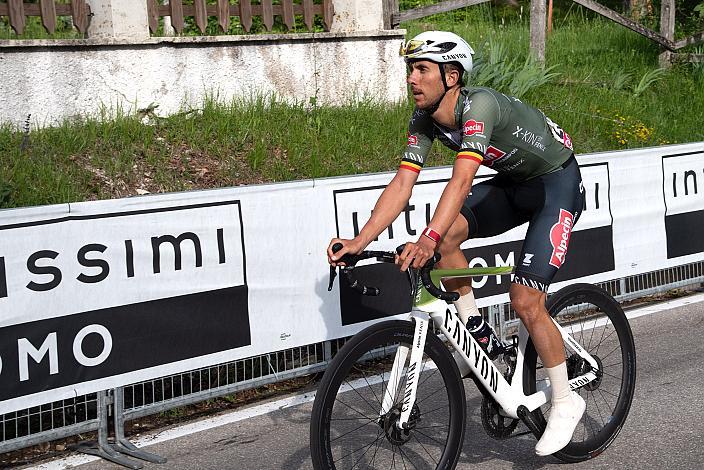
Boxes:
[461,176,529,239]
[513,159,585,292]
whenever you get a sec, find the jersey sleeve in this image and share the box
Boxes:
[457,91,501,165]
[400,109,434,174]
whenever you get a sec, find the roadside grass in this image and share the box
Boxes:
[2,10,704,210]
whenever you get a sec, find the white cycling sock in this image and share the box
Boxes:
[453,290,480,325]
[546,362,571,404]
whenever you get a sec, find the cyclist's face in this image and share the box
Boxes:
[406,60,444,110]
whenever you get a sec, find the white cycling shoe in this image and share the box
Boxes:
[535,391,586,456]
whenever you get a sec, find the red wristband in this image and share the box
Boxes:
[422,227,441,244]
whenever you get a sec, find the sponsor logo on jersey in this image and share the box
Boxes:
[483,146,518,167]
[403,152,424,163]
[407,132,419,147]
[549,209,574,268]
[546,116,574,150]
[484,146,506,166]
[464,120,485,137]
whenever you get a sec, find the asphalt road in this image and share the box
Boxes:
[45,297,704,469]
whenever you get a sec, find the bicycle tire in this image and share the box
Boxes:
[310,320,466,470]
[523,283,637,462]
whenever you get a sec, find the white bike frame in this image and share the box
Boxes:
[380,273,601,428]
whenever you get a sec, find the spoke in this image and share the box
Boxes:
[596,387,616,411]
[594,325,619,347]
[369,430,383,468]
[597,343,622,362]
[414,423,450,431]
[415,385,448,407]
[410,429,440,465]
[597,387,620,399]
[361,369,384,409]
[601,361,623,368]
[346,377,383,415]
[601,370,624,381]
[586,314,597,351]
[331,416,382,422]
[334,430,384,466]
[416,367,440,389]
[413,427,449,447]
[346,429,384,469]
[416,404,449,416]
[591,389,607,427]
[330,417,379,443]
[398,444,421,470]
[335,394,378,421]
[592,323,611,356]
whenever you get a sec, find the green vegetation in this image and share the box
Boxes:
[2,5,704,210]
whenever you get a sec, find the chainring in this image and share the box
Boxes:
[480,396,520,440]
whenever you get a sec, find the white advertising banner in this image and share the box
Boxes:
[0,143,702,414]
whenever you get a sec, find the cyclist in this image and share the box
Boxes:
[327,30,586,456]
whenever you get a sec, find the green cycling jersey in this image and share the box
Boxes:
[400,87,574,182]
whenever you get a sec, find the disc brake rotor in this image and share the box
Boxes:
[382,404,421,446]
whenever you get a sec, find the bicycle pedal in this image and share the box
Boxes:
[517,405,545,440]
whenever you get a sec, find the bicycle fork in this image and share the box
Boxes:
[379,310,430,430]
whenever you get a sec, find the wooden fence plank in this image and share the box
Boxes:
[170,0,185,33]
[674,31,704,50]
[302,0,314,30]
[282,0,294,31]
[194,0,207,33]
[382,0,399,29]
[530,0,546,62]
[571,0,674,50]
[659,0,675,66]
[398,0,489,24]
[261,0,273,31]
[70,0,89,33]
[323,0,333,30]
[39,0,57,34]
[217,0,229,32]
[146,0,159,33]
[7,0,26,35]
[240,0,252,32]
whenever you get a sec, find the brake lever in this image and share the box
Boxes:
[327,264,338,291]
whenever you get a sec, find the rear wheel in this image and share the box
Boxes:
[523,283,636,462]
[310,320,466,469]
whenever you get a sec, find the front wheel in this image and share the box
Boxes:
[523,283,637,462]
[310,320,466,469]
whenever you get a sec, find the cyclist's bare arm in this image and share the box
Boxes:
[328,168,418,265]
[398,158,480,270]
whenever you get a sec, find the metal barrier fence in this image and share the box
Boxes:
[1,260,703,466]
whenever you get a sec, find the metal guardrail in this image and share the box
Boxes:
[1,261,702,465]
[0,393,99,454]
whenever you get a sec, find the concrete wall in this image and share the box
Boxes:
[0,31,407,128]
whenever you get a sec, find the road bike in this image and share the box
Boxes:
[310,245,636,469]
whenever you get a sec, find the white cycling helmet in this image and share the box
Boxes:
[400,30,474,76]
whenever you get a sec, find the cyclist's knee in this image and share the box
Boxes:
[509,283,547,325]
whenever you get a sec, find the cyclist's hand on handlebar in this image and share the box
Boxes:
[396,236,437,271]
[327,238,365,266]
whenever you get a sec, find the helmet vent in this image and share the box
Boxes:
[434,42,457,53]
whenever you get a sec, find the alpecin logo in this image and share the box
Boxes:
[463,120,484,137]
[549,209,574,268]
